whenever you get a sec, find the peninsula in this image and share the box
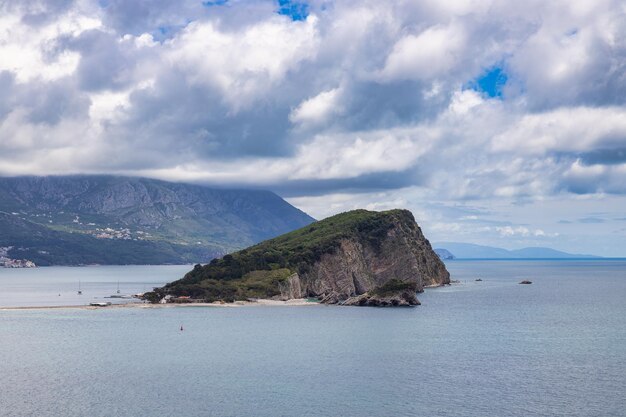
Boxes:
[146,209,450,307]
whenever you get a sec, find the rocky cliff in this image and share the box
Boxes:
[151,209,450,307]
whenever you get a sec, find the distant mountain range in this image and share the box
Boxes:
[0,176,314,265]
[433,242,601,259]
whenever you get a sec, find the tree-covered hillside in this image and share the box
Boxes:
[149,209,414,302]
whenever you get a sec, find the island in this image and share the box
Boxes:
[145,209,450,307]
[434,248,456,260]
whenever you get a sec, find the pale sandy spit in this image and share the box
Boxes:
[0,298,320,311]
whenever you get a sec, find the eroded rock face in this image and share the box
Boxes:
[156,209,451,307]
[275,273,303,301]
[342,290,421,307]
[279,214,449,305]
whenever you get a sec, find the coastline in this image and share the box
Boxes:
[0,298,321,311]
[0,285,456,311]
[423,283,450,289]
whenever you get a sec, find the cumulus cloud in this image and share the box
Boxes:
[1,0,626,254]
[495,226,556,238]
[290,88,343,126]
[491,107,626,155]
[379,22,467,82]
[166,15,319,110]
[0,6,99,82]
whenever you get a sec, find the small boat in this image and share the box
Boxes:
[519,280,532,285]
[475,278,483,282]
[116,281,121,294]
[77,280,82,295]
[89,302,112,307]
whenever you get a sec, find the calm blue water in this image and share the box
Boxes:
[0,265,191,307]
[0,260,624,417]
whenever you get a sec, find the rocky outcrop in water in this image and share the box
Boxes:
[342,280,421,306]
[154,209,450,307]
[292,214,449,304]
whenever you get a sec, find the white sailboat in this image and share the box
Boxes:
[77,280,82,295]
[108,281,131,298]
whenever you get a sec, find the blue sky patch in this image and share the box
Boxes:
[278,0,309,21]
[202,0,228,6]
[152,20,192,42]
[472,66,508,98]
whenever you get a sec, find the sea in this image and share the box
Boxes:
[0,260,624,417]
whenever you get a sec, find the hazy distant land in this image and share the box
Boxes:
[434,242,601,259]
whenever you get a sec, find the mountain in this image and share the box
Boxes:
[0,175,314,265]
[508,247,600,258]
[147,209,450,307]
[433,242,601,259]
[0,212,202,265]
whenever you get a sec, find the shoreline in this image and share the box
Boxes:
[423,282,450,289]
[0,298,321,311]
[0,285,453,311]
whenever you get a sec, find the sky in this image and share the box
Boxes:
[0,0,625,256]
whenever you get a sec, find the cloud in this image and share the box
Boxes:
[491,106,626,155]
[165,16,319,110]
[1,0,626,254]
[0,4,99,82]
[579,148,626,165]
[579,217,605,224]
[1,0,624,196]
[508,0,626,109]
[379,22,467,81]
[562,160,626,194]
[494,226,559,238]
[290,88,343,127]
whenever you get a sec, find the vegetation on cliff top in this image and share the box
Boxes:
[148,209,416,302]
